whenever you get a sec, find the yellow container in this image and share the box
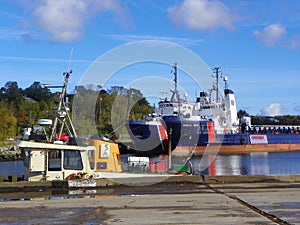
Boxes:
[89,139,122,173]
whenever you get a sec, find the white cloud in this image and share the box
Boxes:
[260,103,285,116]
[0,27,41,42]
[167,0,235,32]
[28,0,132,42]
[253,23,286,47]
[285,37,300,49]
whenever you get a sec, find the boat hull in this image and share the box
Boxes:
[126,120,169,155]
[127,117,300,156]
[172,143,300,156]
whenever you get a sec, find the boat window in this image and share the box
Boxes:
[63,150,83,170]
[48,150,62,171]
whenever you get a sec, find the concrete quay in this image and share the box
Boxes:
[0,175,299,224]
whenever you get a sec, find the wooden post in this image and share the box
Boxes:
[168,127,172,170]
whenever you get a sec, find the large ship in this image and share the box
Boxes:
[127,64,300,156]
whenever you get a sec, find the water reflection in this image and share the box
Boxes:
[1,151,300,178]
[0,161,23,177]
[214,155,245,175]
[248,153,270,175]
[189,151,300,175]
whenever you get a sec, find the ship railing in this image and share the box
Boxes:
[244,125,300,135]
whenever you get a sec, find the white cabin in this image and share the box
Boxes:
[18,140,98,181]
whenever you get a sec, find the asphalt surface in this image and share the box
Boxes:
[0,175,299,224]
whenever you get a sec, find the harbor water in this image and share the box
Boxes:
[188,151,300,176]
[1,151,300,178]
[0,161,23,179]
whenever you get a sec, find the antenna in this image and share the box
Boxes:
[67,47,74,72]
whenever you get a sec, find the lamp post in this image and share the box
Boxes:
[168,127,172,170]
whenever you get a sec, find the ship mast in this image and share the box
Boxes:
[173,63,178,98]
[170,63,180,114]
[213,67,221,102]
[170,63,179,101]
[48,70,77,143]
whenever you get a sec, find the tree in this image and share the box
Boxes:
[24,82,51,102]
[72,85,99,137]
[2,81,23,104]
[0,80,153,140]
[237,109,249,118]
[96,92,113,136]
[0,107,17,141]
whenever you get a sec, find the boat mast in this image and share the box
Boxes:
[49,70,77,142]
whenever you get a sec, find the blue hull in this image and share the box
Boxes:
[127,116,300,155]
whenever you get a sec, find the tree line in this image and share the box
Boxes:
[1,80,300,142]
[238,110,300,125]
[0,81,152,141]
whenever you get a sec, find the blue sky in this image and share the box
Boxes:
[1,0,300,116]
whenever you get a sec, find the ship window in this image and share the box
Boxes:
[48,150,61,171]
[64,150,83,170]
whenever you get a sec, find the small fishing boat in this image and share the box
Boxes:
[16,70,122,181]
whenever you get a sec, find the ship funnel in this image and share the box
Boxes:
[224,88,239,131]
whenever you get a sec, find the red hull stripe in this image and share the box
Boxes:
[207,122,215,142]
[158,125,168,151]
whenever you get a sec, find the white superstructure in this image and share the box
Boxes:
[147,65,240,134]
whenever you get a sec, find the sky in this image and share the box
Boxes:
[1,0,300,116]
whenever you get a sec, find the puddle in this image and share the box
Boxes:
[280,202,300,209]
[0,188,174,202]
[261,202,300,210]
[0,188,121,202]
[0,206,106,225]
[260,205,274,210]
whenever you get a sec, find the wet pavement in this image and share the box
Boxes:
[0,176,299,224]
